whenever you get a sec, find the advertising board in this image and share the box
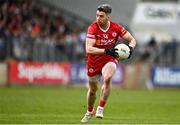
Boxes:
[9,62,70,84]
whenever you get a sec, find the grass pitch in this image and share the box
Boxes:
[0,86,180,124]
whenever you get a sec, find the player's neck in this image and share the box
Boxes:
[99,21,110,32]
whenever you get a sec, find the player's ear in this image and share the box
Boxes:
[107,14,111,20]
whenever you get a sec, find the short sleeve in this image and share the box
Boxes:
[86,26,96,39]
[118,24,127,37]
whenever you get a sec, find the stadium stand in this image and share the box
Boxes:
[0,0,180,66]
[0,0,88,62]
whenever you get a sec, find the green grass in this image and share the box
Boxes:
[0,86,180,124]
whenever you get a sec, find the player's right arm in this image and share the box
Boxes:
[86,25,118,57]
[86,38,105,55]
[86,25,105,55]
[86,38,118,58]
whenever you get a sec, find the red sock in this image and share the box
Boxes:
[88,106,93,112]
[99,100,106,107]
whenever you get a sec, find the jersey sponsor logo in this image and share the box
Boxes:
[96,40,101,45]
[101,39,114,43]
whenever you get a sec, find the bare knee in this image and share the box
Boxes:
[103,74,112,84]
[102,62,116,84]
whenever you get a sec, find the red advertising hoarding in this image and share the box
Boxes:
[9,62,70,85]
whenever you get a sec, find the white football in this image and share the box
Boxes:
[115,43,130,60]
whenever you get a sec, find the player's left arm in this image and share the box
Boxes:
[122,31,136,58]
[122,31,136,48]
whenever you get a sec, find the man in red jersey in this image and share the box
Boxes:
[81,4,136,123]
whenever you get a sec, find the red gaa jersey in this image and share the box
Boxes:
[86,21,127,77]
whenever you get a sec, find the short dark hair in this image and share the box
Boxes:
[97,4,112,14]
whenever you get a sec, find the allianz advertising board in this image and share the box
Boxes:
[151,67,180,86]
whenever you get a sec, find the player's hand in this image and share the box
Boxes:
[128,45,133,59]
[105,47,119,58]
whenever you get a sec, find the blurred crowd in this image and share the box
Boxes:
[0,0,87,63]
[136,36,179,66]
[0,0,179,66]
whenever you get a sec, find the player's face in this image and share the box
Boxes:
[96,10,109,27]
